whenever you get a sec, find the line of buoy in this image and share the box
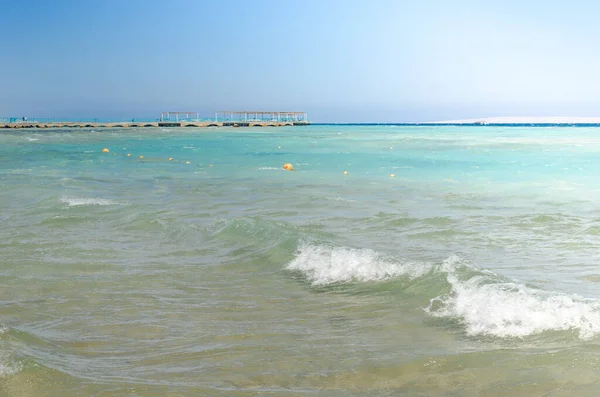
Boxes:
[103,149,400,178]
[101,148,196,167]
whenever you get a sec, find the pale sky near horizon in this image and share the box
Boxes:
[1,0,600,122]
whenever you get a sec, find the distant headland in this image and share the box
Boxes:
[426,116,600,125]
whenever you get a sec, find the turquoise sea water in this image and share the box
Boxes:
[2,125,600,396]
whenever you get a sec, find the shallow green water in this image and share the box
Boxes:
[2,126,600,396]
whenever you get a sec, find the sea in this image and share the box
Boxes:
[2,124,600,396]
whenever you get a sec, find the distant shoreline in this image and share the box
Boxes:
[313,116,600,126]
[424,116,600,125]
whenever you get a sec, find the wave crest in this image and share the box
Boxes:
[61,197,119,206]
[286,245,600,339]
[427,256,600,339]
[286,244,432,285]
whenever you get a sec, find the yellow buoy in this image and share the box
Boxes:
[344,171,349,175]
[169,157,173,161]
[186,161,190,164]
[139,155,144,159]
[102,148,110,153]
[127,153,131,157]
[390,173,396,178]
[283,163,294,171]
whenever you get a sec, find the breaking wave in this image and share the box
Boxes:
[287,244,431,285]
[61,197,119,206]
[287,244,600,339]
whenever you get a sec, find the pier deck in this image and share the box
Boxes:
[1,121,310,129]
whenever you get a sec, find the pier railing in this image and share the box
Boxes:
[215,111,308,123]
[1,113,310,127]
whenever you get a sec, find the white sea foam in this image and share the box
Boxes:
[0,345,20,377]
[286,244,432,285]
[427,256,600,339]
[287,245,600,339]
[323,196,355,203]
[61,197,118,206]
[25,137,39,141]
[258,167,280,170]
[0,361,20,377]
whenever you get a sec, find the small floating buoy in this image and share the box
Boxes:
[122,148,126,150]
[283,163,294,171]
[169,157,173,161]
[139,155,144,159]
[390,173,396,178]
[344,171,349,175]
[186,161,190,164]
[277,146,281,149]
[102,148,110,153]
[209,164,213,167]
[127,153,131,157]
[390,146,393,150]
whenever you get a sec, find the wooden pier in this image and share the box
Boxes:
[1,111,310,129]
[0,121,310,129]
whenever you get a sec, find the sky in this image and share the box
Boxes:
[1,0,600,122]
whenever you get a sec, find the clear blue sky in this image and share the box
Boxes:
[1,0,600,122]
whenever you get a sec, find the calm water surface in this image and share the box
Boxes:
[2,125,600,396]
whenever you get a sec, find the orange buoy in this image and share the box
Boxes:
[283,163,294,171]
[344,171,349,175]
[169,157,173,161]
[390,173,396,178]
[102,148,110,153]
[186,161,190,164]
[127,153,131,157]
